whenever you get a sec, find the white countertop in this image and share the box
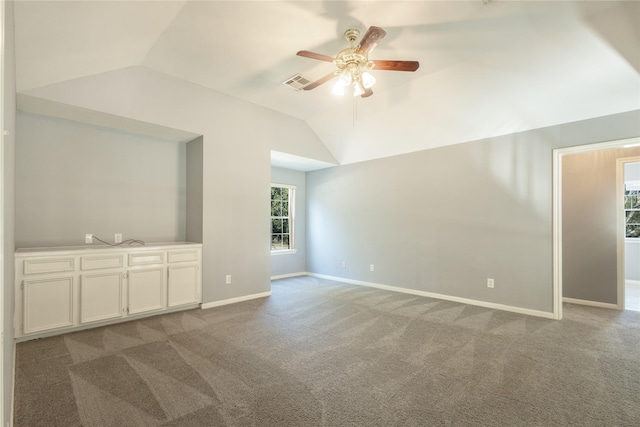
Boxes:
[15,241,202,256]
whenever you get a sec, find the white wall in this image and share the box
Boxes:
[270,167,307,278]
[15,112,187,247]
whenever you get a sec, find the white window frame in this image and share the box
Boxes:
[270,183,296,254]
[624,179,640,239]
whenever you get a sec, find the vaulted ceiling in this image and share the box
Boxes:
[13,1,640,167]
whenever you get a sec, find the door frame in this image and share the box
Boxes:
[553,136,640,319]
[617,156,640,310]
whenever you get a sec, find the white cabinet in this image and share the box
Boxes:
[23,276,74,334]
[80,272,123,324]
[15,243,202,340]
[168,264,200,307]
[128,267,165,315]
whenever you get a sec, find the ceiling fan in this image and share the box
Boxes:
[297,26,419,98]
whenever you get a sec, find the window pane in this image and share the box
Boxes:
[271,201,279,216]
[282,234,290,249]
[626,210,640,224]
[627,225,640,238]
[282,201,289,216]
[281,188,289,202]
[273,187,282,201]
[282,218,289,234]
[271,234,282,250]
[272,219,283,234]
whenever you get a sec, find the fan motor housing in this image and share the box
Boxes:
[334,48,373,71]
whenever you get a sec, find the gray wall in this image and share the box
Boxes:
[270,167,307,277]
[22,66,335,305]
[625,162,640,281]
[563,147,640,304]
[15,112,187,247]
[2,1,16,424]
[186,136,203,243]
[306,111,640,314]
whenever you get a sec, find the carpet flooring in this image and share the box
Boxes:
[13,276,640,426]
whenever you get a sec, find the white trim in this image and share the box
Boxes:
[562,297,619,310]
[270,182,297,190]
[271,272,306,280]
[307,273,555,319]
[270,184,295,253]
[552,147,563,320]
[552,137,640,320]
[270,249,297,256]
[626,279,640,286]
[0,1,5,422]
[200,291,271,309]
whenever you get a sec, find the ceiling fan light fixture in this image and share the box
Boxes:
[361,71,376,89]
[338,70,353,86]
[353,81,365,97]
[296,26,419,97]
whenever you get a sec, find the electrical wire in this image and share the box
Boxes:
[91,235,145,246]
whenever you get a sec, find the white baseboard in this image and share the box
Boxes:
[270,272,307,281]
[562,297,620,310]
[201,291,272,310]
[306,273,555,319]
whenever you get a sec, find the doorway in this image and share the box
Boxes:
[621,159,640,311]
[553,137,640,320]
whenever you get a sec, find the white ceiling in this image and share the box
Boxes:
[13,0,640,168]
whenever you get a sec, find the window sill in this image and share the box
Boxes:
[271,249,297,256]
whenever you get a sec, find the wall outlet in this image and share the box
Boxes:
[114,233,122,243]
[487,278,495,288]
[370,264,375,272]
[225,274,232,285]
[342,261,346,268]
[85,234,93,244]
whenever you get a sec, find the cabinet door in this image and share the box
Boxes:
[81,272,123,324]
[128,268,165,315]
[23,276,74,334]
[168,264,200,307]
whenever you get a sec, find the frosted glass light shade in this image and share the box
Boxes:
[332,81,345,96]
[353,82,365,97]
[361,71,376,89]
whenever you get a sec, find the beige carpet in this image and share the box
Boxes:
[14,276,640,426]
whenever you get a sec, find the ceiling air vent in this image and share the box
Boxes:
[283,74,311,91]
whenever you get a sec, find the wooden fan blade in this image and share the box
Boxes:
[361,87,374,98]
[297,50,336,63]
[303,72,337,90]
[356,26,387,54]
[372,60,420,72]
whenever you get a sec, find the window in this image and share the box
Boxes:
[625,180,640,238]
[271,184,295,251]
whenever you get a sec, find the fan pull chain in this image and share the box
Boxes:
[352,97,358,126]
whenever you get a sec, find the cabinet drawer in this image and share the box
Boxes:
[168,250,199,263]
[23,257,75,275]
[128,252,164,266]
[81,254,124,271]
